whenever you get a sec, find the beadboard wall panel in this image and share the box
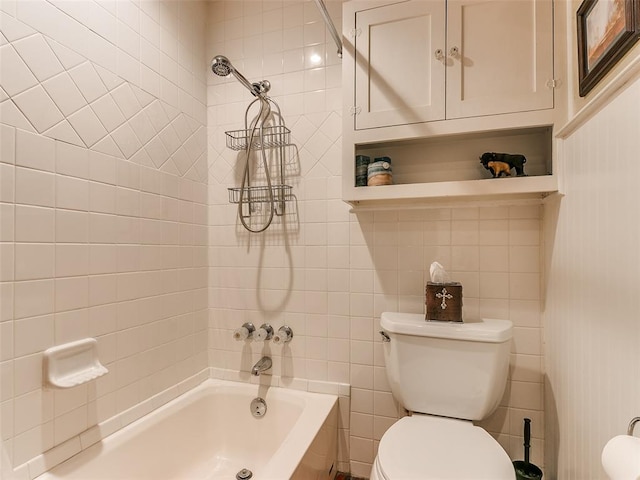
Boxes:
[544,76,640,479]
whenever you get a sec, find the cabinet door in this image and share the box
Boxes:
[354,0,446,130]
[446,0,554,119]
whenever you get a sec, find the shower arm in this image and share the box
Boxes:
[313,0,342,58]
[232,70,271,98]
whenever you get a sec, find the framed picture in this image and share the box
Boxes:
[577,0,640,97]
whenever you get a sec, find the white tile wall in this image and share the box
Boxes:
[205,1,544,477]
[1,0,549,477]
[0,0,209,475]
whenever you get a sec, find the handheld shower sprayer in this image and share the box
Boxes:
[210,55,270,98]
[211,54,288,234]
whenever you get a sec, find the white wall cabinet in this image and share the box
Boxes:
[342,0,564,206]
[351,0,554,130]
[354,0,446,129]
[446,0,554,119]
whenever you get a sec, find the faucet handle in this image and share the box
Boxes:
[254,324,273,342]
[233,323,255,341]
[272,326,293,345]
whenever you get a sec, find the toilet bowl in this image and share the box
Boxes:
[372,312,515,480]
[371,416,515,479]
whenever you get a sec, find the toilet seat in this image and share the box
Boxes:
[374,415,515,480]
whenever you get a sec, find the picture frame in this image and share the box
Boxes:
[577,0,640,97]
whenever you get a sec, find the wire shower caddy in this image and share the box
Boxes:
[224,96,292,230]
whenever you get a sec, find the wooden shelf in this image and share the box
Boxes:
[344,174,558,207]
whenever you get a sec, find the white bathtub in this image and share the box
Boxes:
[36,379,338,480]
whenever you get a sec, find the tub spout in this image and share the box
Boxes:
[251,356,272,376]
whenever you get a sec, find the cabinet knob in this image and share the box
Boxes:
[434,49,444,61]
[449,46,460,58]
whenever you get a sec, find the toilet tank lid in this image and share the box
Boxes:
[380,312,512,343]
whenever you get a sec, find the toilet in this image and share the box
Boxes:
[372,312,516,480]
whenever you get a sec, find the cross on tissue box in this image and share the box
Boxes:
[425,282,463,322]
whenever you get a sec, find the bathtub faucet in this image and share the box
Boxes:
[251,356,272,376]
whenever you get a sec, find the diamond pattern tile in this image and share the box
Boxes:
[110,83,141,119]
[0,11,36,42]
[0,44,38,96]
[45,38,85,70]
[12,34,64,82]
[111,122,141,159]
[42,72,87,117]
[12,84,64,133]
[91,93,126,132]
[0,22,205,181]
[44,120,84,147]
[68,62,108,103]
[68,105,108,146]
[0,99,35,132]
[128,110,155,144]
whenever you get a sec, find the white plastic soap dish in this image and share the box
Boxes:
[43,338,108,389]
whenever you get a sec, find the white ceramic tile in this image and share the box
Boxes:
[92,135,124,158]
[0,98,36,132]
[14,389,53,436]
[0,243,14,282]
[89,151,117,184]
[0,9,36,40]
[15,167,55,207]
[0,44,38,96]
[12,34,64,81]
[509,273,540,300]
[15,129,55,172]
[68,62,108,103]
[15,243,55,280]
[45,38,85,70]
[44,121,84,147]
[55,276,89,312]
[0,203,14,242]
[54,309,89,345]
[89,182,117,214]
[94,64,124,92]
[42,72,88,117]
[111,122,142,159]
[15,205,55,242]
[0,283,14,322]
[0,123,15,164]
[56,175,89,211]
[128,110,156,144]
[56,210,88,243]
[479,272,510,300]
[110,83,142,120]
[67,105,108,147]
[56,244,89,277]
[479,245,510,273]
[13,279,55,319]
[144,135,169,168]
[509,246,540,273]
[91,93,126,132]
[12,85,64,133]
[54,405,87,445]
[14,313,54,357]
[56,141,89,179]
[509,219,540,246]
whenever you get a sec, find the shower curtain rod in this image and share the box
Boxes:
[313,0,342,58]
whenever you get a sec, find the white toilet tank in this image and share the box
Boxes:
[380,312,512,421]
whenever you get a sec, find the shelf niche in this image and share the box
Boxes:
[346,125,556,205]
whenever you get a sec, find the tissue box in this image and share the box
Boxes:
[425,282,463,322]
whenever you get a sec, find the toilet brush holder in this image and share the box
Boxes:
[513,418,543,480]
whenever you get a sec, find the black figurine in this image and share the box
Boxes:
[479,152,527,177]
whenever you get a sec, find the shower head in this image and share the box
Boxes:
[210,55,270,98]
[211,55,233,77]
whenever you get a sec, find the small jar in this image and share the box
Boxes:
[367,160,393,186]
[355,155,370,187]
